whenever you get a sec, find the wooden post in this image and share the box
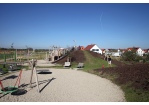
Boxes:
[46,51,47,61]
[16,49,17,60]
[28,49,29,61]
[58,46,59,59]
[34,67,40,93]
[30,61,34,88]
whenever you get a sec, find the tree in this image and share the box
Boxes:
[121,48,138,61]
[35,49,38,52]
[146,53,149,61]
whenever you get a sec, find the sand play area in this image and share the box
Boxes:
[0,67,126,102]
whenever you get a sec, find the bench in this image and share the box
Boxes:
[63,62,71,68]
[76,63,84,69]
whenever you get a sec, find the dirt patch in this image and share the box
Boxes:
[94,64,149,91]
[54,50,86,64]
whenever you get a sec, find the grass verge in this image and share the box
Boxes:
[82,50,117,71]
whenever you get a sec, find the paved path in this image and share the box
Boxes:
[0,68,126,102]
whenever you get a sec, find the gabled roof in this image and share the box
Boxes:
[126,47,140,52]
[85,44,95,50]
[101,49,105,51]
[77,46,85,50]
[119,49,127,52]
[145,49,149,53]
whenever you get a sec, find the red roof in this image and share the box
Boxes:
[101,49,105,52]
[126,47,140,52]
[85,44,95,50]
[142,49,146,51]
[119,49,127,52]
[144,49,149,53]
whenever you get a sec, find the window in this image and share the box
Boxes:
[92,49,99,51]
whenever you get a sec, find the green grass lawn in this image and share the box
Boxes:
[81,50,116,71]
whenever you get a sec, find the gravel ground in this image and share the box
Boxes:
[0,68,126,102]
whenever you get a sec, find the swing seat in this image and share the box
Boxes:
[0,86,19,93]
[0,70,22,93]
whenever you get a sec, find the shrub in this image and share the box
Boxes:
[121,49,137,61]
[135,56,144,62]
[146,53,149,61]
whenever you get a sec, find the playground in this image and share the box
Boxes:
[0,67,126,102]
[1,49,149,102]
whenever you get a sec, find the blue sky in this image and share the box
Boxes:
[0,3,149,49]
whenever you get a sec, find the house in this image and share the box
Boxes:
[85,44,102,54]
[101,49,105,54]
[77,46,85,50]
[119,49,127,53]
[126,47,143,56]
[143,49,149,55]
[142,49,146,55]
[146,49,149,53]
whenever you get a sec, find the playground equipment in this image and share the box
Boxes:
[30,59,40,93]
[0,70,22,93]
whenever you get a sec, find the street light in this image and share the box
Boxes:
[73,40,76,48]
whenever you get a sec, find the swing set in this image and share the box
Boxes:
[0,70,22,93]
[0,59,43,94]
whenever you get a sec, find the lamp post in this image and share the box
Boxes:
[73,40,76,50]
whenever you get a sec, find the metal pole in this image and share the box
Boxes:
[3,51,6,62]
[14,50,16,62]
[14,50,16,66]
[20,49,21,62]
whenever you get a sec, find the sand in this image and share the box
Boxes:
[0,67,126,102]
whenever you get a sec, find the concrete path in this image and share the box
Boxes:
[0,68,126,102]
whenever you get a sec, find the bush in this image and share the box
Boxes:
[135,56,144,62]
[146,53,149,61]
[121,49,137,61]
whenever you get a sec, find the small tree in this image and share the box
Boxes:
[146,53,149,61]
[121,48,138,61]
[35,49,38,53]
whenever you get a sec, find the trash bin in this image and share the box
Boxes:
[3,64,5,68]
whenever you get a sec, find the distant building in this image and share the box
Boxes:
[142,49,149,55]
[77,46,85,50]
[126,47,143,56]
[101,49,105,54]
[85,44,102,54]
[119,49,127,53]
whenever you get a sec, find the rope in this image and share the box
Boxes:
[14,70,22,89]
[0,80,5,92]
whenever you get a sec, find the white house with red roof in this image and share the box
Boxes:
[146,49,149,53]
[126,47,143,56]
[142,49,149,55]
[85,44,102,54]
